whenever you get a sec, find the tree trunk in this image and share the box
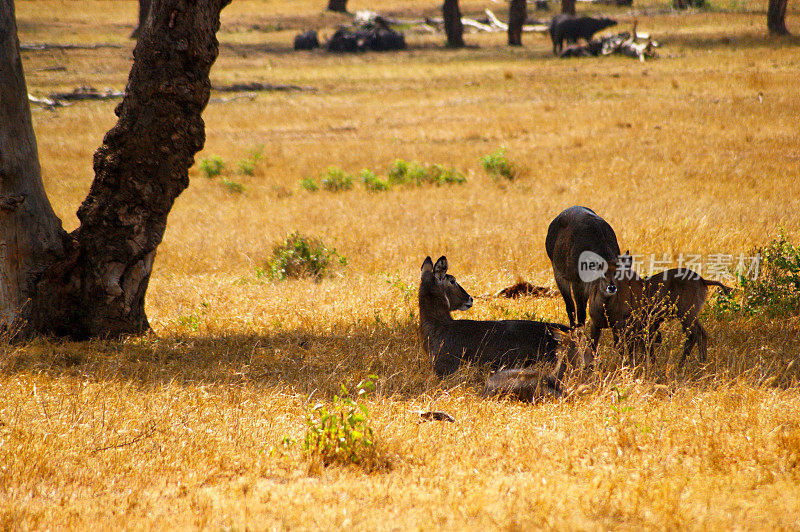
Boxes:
[130,0,152,39]
[326,0,348,13]
[0,0,67,335]
[1,0,230,340]
[443,0,465,48]
[561,0,576,15]
[768,0,790,35]
[508,0,527,46]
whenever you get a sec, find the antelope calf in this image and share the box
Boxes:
[482,328,592,401]
[589,265,731,367]
[418,256,592,385]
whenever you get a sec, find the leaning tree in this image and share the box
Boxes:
[1,0,230,340]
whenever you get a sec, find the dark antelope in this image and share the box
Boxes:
[418,256,592,387]
[589,264,731,367]
[545,206,621,328]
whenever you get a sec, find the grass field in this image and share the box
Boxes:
[3,0,800,528]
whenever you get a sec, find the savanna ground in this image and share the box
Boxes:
[3,0,800,528]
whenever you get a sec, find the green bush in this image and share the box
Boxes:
[387,159,466,186]
[221,178,245,194]
[360,169,390,192]
[481,147,516,180]
[709,232,800,318]
[303,377,378,467]
[320,167,353,192]
[237,159,255,176]
[238,145,263,176]
[199,156,225,178]
[299,178,319,192]
[427,164,466,185]
[263,232,346,281]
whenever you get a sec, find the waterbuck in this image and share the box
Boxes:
[545,206,621,328]
[589,265,732,367]
[418,256,592,381]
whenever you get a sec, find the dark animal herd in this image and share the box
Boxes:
[419,206,730,402]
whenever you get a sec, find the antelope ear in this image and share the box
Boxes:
[547,326,568,343]
[433,256,448,281]
[421,256,434,275]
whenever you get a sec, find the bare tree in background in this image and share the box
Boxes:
[767,0,790,35]
[443,0,465,48]
[508,0,527,46]
[561,0,576,15]
[130,0,152,39]
[1,0,230,340]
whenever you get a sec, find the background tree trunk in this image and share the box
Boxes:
[130,0,152,39]
[768,0,790,35]
[0,0,67,334]
[508,0,527,46]
[443,0,465,48]
[561,0,576,15]
[1,0,230,340]
[326,0,348,13]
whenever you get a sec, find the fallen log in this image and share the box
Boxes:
[485,9,549,33]
[21,42,123,51]
[213,82,314,92]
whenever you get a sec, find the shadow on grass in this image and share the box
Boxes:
[661,31,800,50]
[0,321,441,399]
[1,314,797,399]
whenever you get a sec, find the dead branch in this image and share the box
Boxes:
[212,82,315,92]
[91,424,159,454]
[484,9,549,33]
[20,42,123,51]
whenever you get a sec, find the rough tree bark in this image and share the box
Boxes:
[508,0,527,46]
[0,0,230,340]
[443,0,465,48]
[768,0,790,35]
[561,0,576,15]
[326,0,348,13]
[130,0,152,39]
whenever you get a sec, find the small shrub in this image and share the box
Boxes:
[221,178,245,194]
[387,159,410,185]
[302,377,379,467]
[238,145,264,176]
[320,167,353,192]
[238,159,255,176]
[708,232,800,318]
[264,232,346,281]
[199,156,225,178]
[387,159,466,186]
[427,164,466,185]
[740,232,800,317]
[481,147,516,181]
[300,178,319,192]
[360,169,390,192]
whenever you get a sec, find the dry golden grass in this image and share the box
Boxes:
[4,0,800,529]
